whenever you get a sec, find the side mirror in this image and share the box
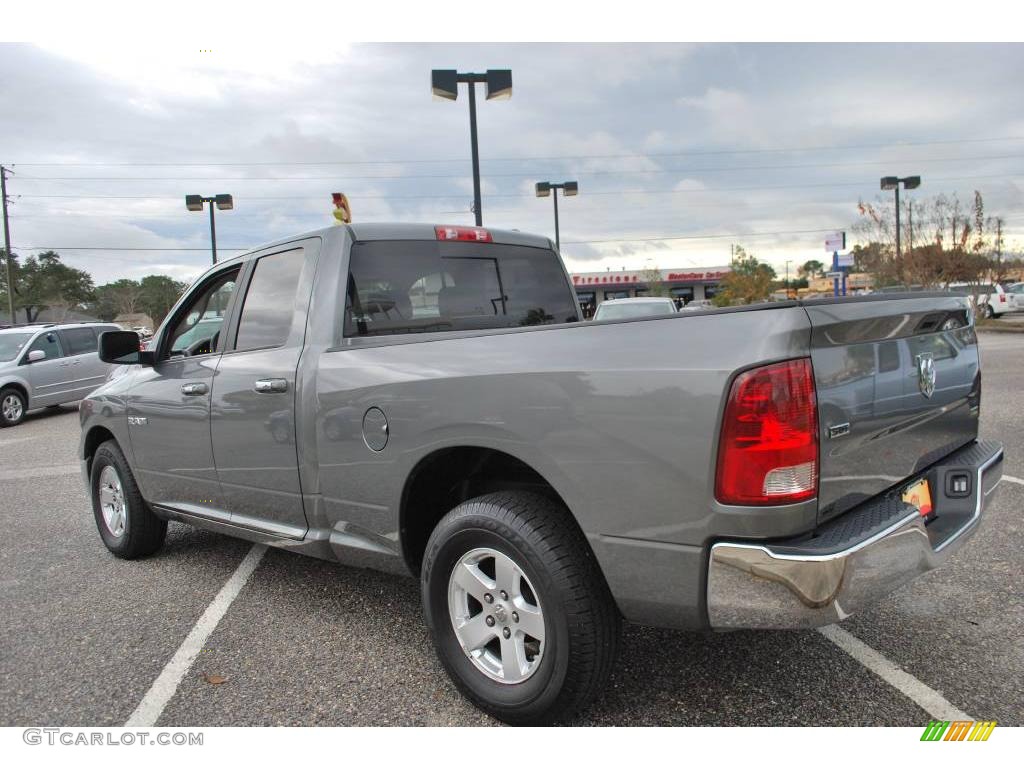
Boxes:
[27,349,46,363]
[99,330,153,365]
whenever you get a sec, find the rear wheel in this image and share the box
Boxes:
[983,303,995,319]
[421,491,620,725]
[90,440,166,558]
[0,387,26,427]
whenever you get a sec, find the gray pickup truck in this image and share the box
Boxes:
[79,223,1004,724]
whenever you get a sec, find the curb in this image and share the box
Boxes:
[977,324,1024,334]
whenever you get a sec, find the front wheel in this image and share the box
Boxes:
[0,387,27,427]
[90,439,167,558]
[422,491,620,725]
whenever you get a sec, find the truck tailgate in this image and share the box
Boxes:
[803,294,980,522]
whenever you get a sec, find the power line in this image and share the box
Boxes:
[7,135,1024,167]
[13,172,1023,202]
[13,153,1024,182]
[13,246,250,252]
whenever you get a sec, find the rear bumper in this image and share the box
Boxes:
[707,440,1004,629]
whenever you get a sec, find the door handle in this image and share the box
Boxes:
[254,378,288,394]
[181,382,208,396]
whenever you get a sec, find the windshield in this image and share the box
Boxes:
[594,302,675,321]
[0,333,34,362]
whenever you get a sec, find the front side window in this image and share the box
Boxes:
[167,267,239,357]
[62,327,97,355]
[344,241,578,337]
[26,331,63,361]
[234,248,305,352]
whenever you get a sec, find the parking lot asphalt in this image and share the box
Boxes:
[1,332,1021,727]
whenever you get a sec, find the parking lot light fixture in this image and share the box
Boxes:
[186,193,234,264]
[430,69,513,226]
[879,176,921,259]
[535,181,579,251]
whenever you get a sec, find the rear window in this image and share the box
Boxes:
[344,241,579,337]
[61,327,97,355]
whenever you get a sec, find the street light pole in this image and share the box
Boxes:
[186,194,233,265]
[1,166,15,325]
[894,183,901,260]
[535,181,578,252]
[431,69,513,227]
[880,175,921,260]
[552,188,560,250]
[209,202,218,264]
[466,82,482,226]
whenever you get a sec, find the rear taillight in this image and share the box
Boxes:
[715,358,818,506]
[435,225,492,243]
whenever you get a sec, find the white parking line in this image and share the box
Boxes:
[0,463,79,481]
[1003,474,1024,486]
[819,625,972,721]
[124,543,267,727]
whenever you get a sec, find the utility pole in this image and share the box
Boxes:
[1,166,15,325]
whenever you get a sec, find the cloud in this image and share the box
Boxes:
[2,42,1022,284]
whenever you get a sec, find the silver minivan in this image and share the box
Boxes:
[0,322,120,427]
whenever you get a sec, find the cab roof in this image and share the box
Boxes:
[346,222,553,249]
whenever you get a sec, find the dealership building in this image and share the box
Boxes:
[570,266,731,317]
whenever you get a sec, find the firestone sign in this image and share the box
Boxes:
[571,269,729,286]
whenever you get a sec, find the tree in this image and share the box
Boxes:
[93,279,143,320]
[640,264,668,297]
[798,260,825,279]
[9,251,94,323]
[138,274,187,328]
[853,190,1001,296]
[713,246,775,307]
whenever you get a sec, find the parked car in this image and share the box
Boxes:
[948,282,1011,318]
[679,298,714,311]
[79,224,1003,724]
[1004,282,1024,312]
[592,296,677,320]
[0,322,121,427]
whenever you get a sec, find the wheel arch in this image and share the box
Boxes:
[82,425,118,477]
[1,380,29,407]
[399,446,582,576]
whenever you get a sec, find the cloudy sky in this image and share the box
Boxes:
[2,42,1022,285]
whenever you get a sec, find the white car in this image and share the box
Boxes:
[592,296,678,321]
[949,282,1011,319]
[1005,282,1024,312]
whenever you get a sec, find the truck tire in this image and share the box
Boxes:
[421,491,620,725]
[90,439,167,559]
[1,387,27,427]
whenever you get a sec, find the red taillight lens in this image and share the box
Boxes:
[435,225,492,243]
[715,358,818,506]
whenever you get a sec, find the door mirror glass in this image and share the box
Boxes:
[27,349,46,362]
[98,330,147,365]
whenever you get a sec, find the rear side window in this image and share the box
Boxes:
[234,248,305,351]
[61,327,98,355]
[344,241,579,337]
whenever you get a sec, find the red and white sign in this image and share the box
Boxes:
[825,232,846,252]
[570,267,730,286]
